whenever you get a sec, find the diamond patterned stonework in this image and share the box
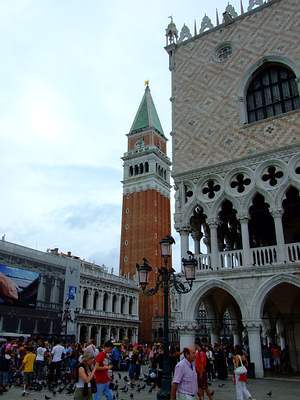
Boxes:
[169,0,300,177]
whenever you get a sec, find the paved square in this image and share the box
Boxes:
[2,377,300,400]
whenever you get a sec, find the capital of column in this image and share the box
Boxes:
[207,219,218,229]
[271,208,284,218]
[177,320,198,333]
[191,231,203,241]
[179,227,192,235]
[243,320,262,333]
[238,215,249,223]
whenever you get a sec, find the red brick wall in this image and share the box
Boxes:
[119,190,171,343]
[128,132,167,154]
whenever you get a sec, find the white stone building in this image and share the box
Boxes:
[0,239,139,344]
[166,0,300,378]
[78,262,139,345]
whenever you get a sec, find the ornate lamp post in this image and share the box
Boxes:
[136,236,197,400]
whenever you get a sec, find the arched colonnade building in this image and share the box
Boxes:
[166,0,300,378]
[78,262,139,345]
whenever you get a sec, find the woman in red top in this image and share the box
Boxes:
[195,345,214,400]
[94,341,113,400]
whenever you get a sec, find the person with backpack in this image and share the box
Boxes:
[74,352,97,400]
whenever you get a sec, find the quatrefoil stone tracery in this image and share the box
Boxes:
[202,180,221,199]
[230,173,251,193]
[262,166,284,187]
[295,166,300,175]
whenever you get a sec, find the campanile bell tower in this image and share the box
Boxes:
[119,83,171,343]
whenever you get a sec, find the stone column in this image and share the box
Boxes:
[245,322,264,378]
[80,287,84,309]
[49,320,53,335]
[276,320,286,350]
[125,296,130,315]
[98,291,103,311]
[179,330,196,350]
[240,217,252,267]
[272,209,286,263]
[95,328,99,346]
[17,319,22,333]
[180,228,190,268]
[208,220,219,270]
[210,323,220,345]
[191,232,202,255]
[33,320,38,334]
[77,323,81,342]
[50,278,57,304]
[88,289,94,310]
[107,293,112,312]
[37,276,46,302]
[88,325,92,341]
[54,279,61,304]
[232,327,241,347]
[134,296,140,315]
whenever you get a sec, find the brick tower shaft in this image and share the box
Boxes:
[119,83,171,343]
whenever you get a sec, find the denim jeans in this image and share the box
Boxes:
[94,383,112,400]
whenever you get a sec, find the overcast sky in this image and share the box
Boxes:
[0,0,247,272]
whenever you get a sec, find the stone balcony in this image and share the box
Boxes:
[195,242,300,271]
[78,308,140,322]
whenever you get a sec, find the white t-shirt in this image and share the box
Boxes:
[51,344,65,363]
[36,347,47,362]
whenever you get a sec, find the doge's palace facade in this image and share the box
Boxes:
[166,0,300,377]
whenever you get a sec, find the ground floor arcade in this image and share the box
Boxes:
[176,271,300,378]
[77,322,138,345]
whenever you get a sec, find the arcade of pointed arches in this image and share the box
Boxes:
[176,152,300,272]
[178,274,300,375]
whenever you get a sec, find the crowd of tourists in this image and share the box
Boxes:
[0,336,285,400]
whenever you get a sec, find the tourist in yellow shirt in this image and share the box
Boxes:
[21,347,36,396]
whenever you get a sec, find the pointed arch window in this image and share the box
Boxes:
[247,63,300,123]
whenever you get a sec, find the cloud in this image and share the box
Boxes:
[57,203,120,230]
[0,0,238,273]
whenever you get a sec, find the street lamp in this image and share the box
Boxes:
[136,236,197,400]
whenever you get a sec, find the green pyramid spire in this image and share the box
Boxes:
[129,83,164,136]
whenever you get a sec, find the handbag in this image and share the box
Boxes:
[235,356,247,376]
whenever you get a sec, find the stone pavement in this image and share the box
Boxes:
[1,378,300,400]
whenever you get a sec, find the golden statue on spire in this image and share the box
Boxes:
[144,80,149,87]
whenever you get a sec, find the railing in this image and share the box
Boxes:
[251,245,278,266]
[194,242,300,273]
[195,254,212,270]
[219,250,243,269]
[286,243,300,263]
[36,301,62,311]
[79,308,139,321]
